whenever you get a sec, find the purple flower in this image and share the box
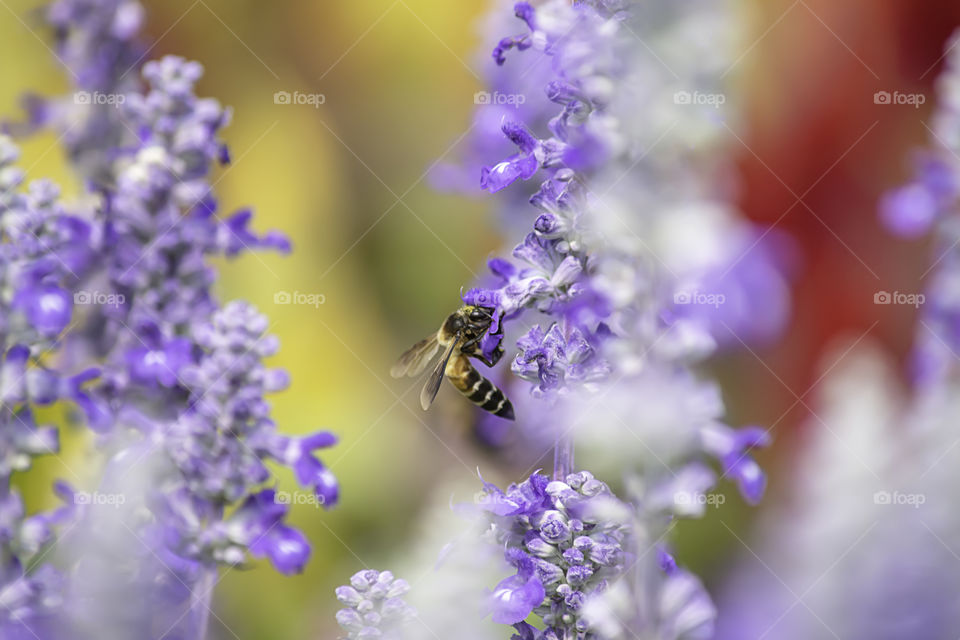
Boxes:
[124,323,193,387]
[513,323,609,394]
[12,283,72,337]
[464,233,585,337]
[480,471,629,636]
[538,510,571,544]
[480,471,552,519]
[0,134,109,632]
[41,0,146,179]
[221,208,292,256]
[490,549,546,624]
[258,431,340,508]
[47,0,145,88]
[481,121,543,192]
[880,183,939,238]
[0,1,342,635]
[882,150,960,240]
[658,547,678,575]
[491,3,537,65]
[244,508,310,575]
[482,150,540,193]
[335,570,416,640]
[700,424,770,505]
[430,0,778,636]
[670,233,793,348]
[880,36,960,388]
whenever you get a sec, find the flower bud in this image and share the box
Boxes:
[350,570,378,591]
[533,558,565,585]
[563,548,585,565]
[538,510,571,544]
[566,564,594,586]
[336,586,363,606]
[335,608,363,631]
[526,536,559,558]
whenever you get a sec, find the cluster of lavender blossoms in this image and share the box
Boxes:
[479,471,630,638]
[345,1,782,640]
[0,135,96,638]
[335,570,416,640]
[2,0,339,637]
[457,3,774,638]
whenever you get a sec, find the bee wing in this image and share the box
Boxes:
[420,338,458,411]
[391,335,440,378]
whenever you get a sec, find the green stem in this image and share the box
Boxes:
[553,436,574,480]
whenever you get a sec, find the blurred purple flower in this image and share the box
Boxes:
[0,1,341,635]
[335,570,416,640]
[701,424,770,505]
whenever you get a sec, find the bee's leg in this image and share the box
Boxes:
[460,334,483,350]
[474,355,497,367]
[474,345,504,368]
[462,333,501,356]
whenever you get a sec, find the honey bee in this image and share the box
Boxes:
[391,305,515,420]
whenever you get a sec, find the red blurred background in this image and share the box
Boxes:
[721,0,960,449]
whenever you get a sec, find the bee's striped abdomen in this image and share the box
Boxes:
[448,356,515,420]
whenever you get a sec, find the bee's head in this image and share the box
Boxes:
[466,305,493,323]
[447,305,494,336]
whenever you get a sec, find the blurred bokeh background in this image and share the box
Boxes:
[4,0,960,638]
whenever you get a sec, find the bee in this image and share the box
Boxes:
[391,305,515,421]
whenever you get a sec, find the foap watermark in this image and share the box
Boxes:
[274,290,325,308]
[873,490,925,509]
[274,490,326,508]
[873,90,926,108]
[74,91,125,107]
[874,290,924,308]
[474,91,526,107]
[474,491,499,509]
[673,90,725,108]
[74,290,125,307]
[674,290,725,309]
[674,491,726,508]
[273,91,326,108]
[74,491,126,507]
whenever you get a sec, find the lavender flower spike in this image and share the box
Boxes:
[417,0,781,637]
[336,570,417,640]
[479,471,630,638]
[0,0,345,635]
[0,134,97,638]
